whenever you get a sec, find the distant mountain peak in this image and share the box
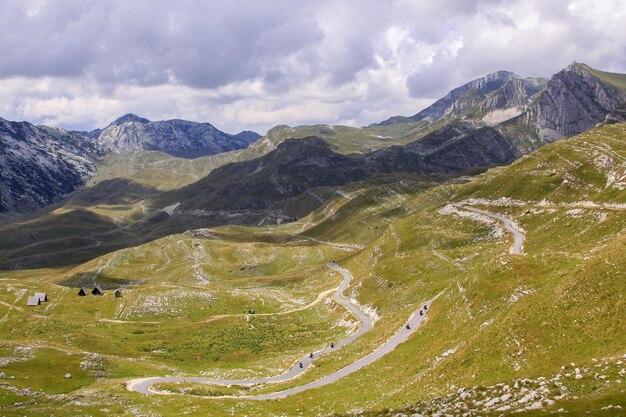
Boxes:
[113,113,150,125]
[98,115,258,158]
[233,130,262,142]
[485,70,519,80]
[375,70,520,126]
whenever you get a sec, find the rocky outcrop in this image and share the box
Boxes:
[0,118,101,213]
[601,102,626,125]
[481,78,531,110]
[97,114,258,158]
[529,63,625,138]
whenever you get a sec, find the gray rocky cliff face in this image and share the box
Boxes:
[481,79,534,111]
[0,118,101,213]
[530,63,625,137]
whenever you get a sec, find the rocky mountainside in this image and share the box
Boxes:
[528,63,626,138]
[0,114,260,215]
[0,118,102,213]
[377,62,625,150]
[369,122,516,172]
[157,121,516,215]
[378,71,526,125]
[97,114,259,158]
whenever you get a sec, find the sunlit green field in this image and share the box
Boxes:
[0,124,624,416]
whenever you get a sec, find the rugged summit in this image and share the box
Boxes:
[97,114,258,158]
[0,118,101,213]
[378,63,625,149]
[528,63,626,138]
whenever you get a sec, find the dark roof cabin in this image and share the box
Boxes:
[78,288,88,296]
[27,296,40,306]
[114,289,122,298]
[34,292,48,302]
[92,285,104,296]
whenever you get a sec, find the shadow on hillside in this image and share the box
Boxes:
[0,169,484,270]
[0,134,504,270]
[66,178,159,207]
[59,271,144,289]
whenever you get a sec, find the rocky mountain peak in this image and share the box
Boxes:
[530,63,625,138]
[97,115,258,158]
[565,61,589,73]
[376,70,519,126]
[112,113,150,125]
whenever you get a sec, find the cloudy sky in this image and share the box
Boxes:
[1,0,625,134]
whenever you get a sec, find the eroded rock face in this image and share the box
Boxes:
[531,63,626,137]
[0,118,101,213]
[481,78,530,111]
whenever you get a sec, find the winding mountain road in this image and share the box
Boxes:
[127,263,435,399]
[455,205,526,255]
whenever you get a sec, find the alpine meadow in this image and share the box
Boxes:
[0,1,625,417]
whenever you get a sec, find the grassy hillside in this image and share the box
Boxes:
[0,124,624,416]
[582,63,626,91]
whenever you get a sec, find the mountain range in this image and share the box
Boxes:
[0,61,624,417]
[0,115,259,213]
[0,62,624,218]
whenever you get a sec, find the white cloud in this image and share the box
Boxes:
[0,0,624,133]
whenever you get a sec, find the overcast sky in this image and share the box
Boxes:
[1,0,625,134]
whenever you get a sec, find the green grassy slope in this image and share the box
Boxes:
[582,63,626,91]
[0,124,623,416]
